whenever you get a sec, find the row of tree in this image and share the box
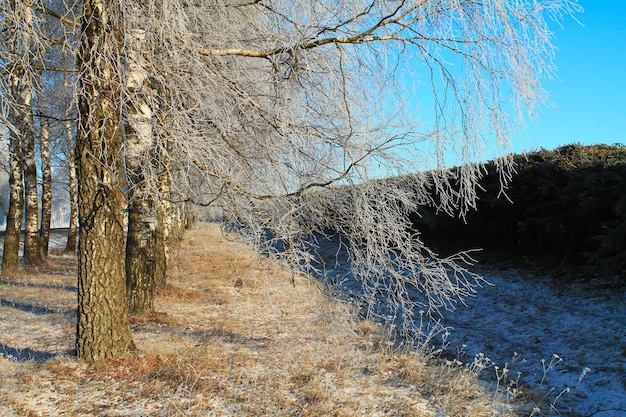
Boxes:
[2,0,194,359]
[1,0,580,360]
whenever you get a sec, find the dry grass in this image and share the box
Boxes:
[0,224,518,416]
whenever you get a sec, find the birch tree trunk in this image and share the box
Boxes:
[75,0,135,361]
[64,120,79,254]
[4,2,41,266]
[154,152,171,288]
[2,117,24,271]
[168,195,186,248]
[184,200,195,230]
[125,197,157,313]
[22,113,43,265]
[154,199,168,288]
[39,116,53,258]
[123,17,158,314]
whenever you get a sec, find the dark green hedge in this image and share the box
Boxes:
[411,144,626,282]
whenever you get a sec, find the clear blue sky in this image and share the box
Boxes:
[519,1,626,153]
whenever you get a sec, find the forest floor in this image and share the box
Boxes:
[0,224,520,417]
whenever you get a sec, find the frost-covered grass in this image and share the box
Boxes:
[436,265,626,417]
[0,224,517,417]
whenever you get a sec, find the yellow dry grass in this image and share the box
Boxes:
[0,224,518,416]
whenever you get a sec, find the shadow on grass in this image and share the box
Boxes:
[0,344,75,362]
[0,298,75,316]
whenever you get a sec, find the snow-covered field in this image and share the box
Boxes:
[439,268,626,416]
[313,237,626,416]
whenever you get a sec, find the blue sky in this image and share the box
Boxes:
[519,1,626,153]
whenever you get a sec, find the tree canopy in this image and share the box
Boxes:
[1,0,581,359]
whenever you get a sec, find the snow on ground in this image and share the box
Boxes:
[313,236,626,416]
[0,229,69,258]
[438,269,626,416]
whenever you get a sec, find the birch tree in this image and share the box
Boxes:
[64,127,79,254]
[123,4,159,313]
[3,0,580,359]
[22,101,42,264]
[1,127,24,271]
[1,0,47,268]
[38,114,52,257]
[136,0,580,339]
[75,0,135,359]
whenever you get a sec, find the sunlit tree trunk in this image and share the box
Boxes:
[168,191,187,247]
[2,0,29,271]
[3,2,41,266]
[154,152,171,288]
[12,5,43,266]
[123,16,158,314]
[75,0,135,361]
[64,120,79,254]
[154,203,168,288]
[22,116,42,265]
[39,115,53,258]
[2,116,24,271]
[125,197,157,313]
[185,200,195,230]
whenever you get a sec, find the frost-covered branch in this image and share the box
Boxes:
[2,0,582,343]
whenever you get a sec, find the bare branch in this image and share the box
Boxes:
[36,3,81,28]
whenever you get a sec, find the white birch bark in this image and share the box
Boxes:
[2,1,43,266]
[1,110,24,271]
[123,11,159,313]
[39,114,52,258]
[65,119,79,253]
[22,99,42,264]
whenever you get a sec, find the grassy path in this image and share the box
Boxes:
[0,224,517,416]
